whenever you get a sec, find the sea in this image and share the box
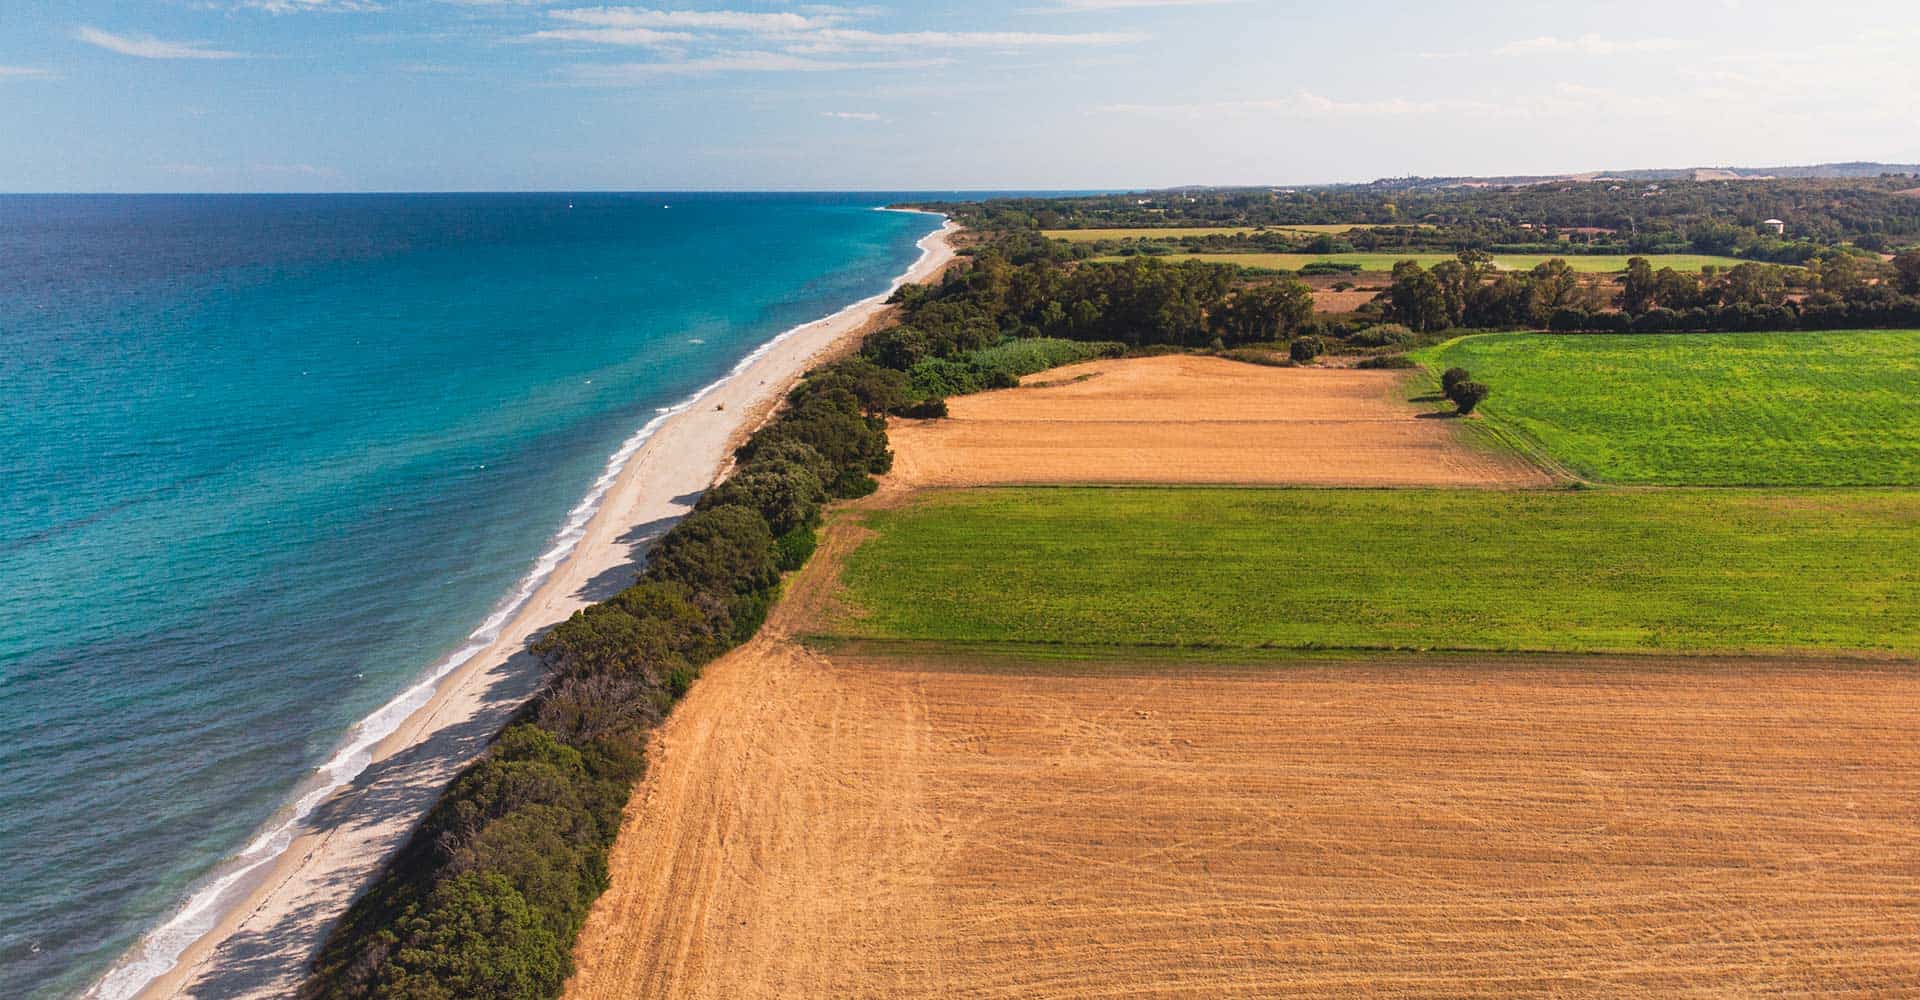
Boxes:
[0,192,954,998]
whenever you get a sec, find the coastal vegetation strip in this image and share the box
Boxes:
[1041,223,1407,241]
[830,486,1920,656]
[1420,330,1920,485]
[1095,251,1752,273]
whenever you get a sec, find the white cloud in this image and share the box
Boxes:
[1493,34,1693,56]
[235,0,382,12]
[546,8,836,31]
[0,65,56,79]
[821,110,883,120]
[557,51,951,81]
[75,26,250,60]
[525,27,696,45]
[537,8,1148,52]
[788,28,1148,52]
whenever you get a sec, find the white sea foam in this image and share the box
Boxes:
[87,208,948,1000]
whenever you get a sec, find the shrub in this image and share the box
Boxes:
[642,504,779,599]
[1440,366,1471,395]
[1348,323,1414,348]
[774,526,818,572]
[1448,379,1490,415]
[796,359,909,416]
[893,397,949,419]
[1356,354,1416,369]
[1288,336,1324,363]
[696,465,825,537]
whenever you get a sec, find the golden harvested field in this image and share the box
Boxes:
[884,354,1550,488]
[566,642,1920,998]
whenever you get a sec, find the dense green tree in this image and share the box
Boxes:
[643,504,779,599]
[1620,257,1657,314]
[1210,281,1313,344]
[1448,380,1490,415]
[1385,260,1449,332]
[1525,260,1581,324]
[1897,250,1920,294]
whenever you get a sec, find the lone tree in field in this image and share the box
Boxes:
[1441,367,1471,396]
[1448,379,1490,415]
[1289,335,1324,363]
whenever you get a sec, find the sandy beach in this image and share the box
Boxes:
[107,214,956,1000]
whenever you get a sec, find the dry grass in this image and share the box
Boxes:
[883,354,1550,488]
[565,642,1920,998]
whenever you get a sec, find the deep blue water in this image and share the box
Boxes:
[0,193,948,998]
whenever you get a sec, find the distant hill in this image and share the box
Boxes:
[1367,162,1920,190]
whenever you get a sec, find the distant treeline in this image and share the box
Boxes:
[1377,250,1920,334]
[873,236,1313,359]
[914,176,1920,253]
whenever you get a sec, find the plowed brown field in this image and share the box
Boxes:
[883,355,1551,488]
[566,644,1920,998]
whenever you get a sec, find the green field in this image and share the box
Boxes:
[1093,252,1750,273]
[830,487,1920,656]
[1420,331,1920,486]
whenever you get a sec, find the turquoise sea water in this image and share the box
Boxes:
[0,193,943,997]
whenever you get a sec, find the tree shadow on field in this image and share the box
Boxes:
[1415,410,1464,420]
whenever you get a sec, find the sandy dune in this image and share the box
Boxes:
[885,354,1551,488]
[567,641,1920,998]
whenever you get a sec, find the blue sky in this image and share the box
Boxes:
[2,0,1916,191]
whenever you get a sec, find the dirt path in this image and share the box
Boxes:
[884,354,1551,488]
[565,644,1920,998]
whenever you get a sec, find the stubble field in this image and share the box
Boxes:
[884,355,1548,489]
[566,642,1920,998]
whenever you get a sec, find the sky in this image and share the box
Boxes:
[1,0,1917,192]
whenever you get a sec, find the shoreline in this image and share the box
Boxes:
[97,211,957,1000]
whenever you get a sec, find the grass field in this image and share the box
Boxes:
[1093,251,1750,273]
[1420,330,1920,485]
[832,487,1920,655]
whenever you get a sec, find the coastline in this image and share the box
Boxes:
[100,211,957,1000]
